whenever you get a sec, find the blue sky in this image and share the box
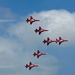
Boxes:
[0,0,75,16]
[0,0,75,75]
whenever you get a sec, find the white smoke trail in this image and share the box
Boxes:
[0,66,14,68]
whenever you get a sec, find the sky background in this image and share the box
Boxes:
[0,0,75,75]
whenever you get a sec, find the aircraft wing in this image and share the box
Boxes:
[39,26,41,30]
[59,41,63,45]
[30,16,33,19]
[47,37,50,41]
[37,55,40,58]
[29,67,32,70]
[30,22,33,25]
[29,62,32,65]
[47,42,50,46]
[39,32,41,35]
[59,42,61,45]
[37,50,40,53]
[59,37,61,40]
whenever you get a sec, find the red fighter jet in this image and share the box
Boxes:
[56,37,68,45]
[26,16,40,25]
[33,50,47,58]
[34,26,49,35]
[43,37,57,46]
[25,62,39,70]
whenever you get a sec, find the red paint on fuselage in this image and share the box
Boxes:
[43,37,57,46]
[33,50,47,58]
[25,62,39,70]
[35,26,49,35]
[56,37,68,45]
[26,16,40,25]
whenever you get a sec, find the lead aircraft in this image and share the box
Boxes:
[43,37,57,46]
[26,16,40,25]
[25,62,39,70]
[35,26,49,35]
[56,37,68,45]
[33,50,47,58]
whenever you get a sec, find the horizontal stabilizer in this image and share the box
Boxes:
[33,52,37,57]
[26,18,30,23]
[35,29,38,33]
[25,64,28,68]
[43,39,47,44]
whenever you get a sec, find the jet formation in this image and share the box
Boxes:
[43,37,57,46]
[43,37,68,46]
[25,16,68,70]
[25,50,47,70]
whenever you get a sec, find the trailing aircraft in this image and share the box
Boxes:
[56,37,68,45]
[43,37,57,46]
[25,62,39,70]
[33,50,47,58]
[26,16,40,25]
[34,26,49,35]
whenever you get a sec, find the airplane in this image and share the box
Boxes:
[43,37,57,46]
[56,37,68,45]
[34,26,49,35]
[25,62,39,70]
[26,16,40,25]
[33,50,47,58]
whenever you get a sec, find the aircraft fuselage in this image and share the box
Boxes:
[30,65,33,67]
[39,29,43,33]
[30,19,35,22]
[37,53,41,56]
[48,40,51,43]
